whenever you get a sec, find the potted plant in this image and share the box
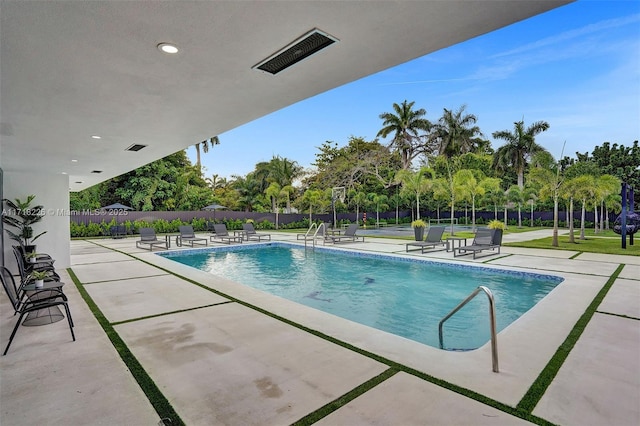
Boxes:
[26,251,39,263]
[487,220,505,246]
[411,219,427,241]
[28,270,49,288]
[2,195,47,253]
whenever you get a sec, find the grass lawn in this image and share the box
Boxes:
[505,234,640,256]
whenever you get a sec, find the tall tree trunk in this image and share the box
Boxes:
[195,143,202,168]
[504,205,508,229]
[450,198,455,236]
[580,200,586,240]
[517,204,522,228]
[471,197,476,232]
[568,198,575,243]
[530,202,534,227]
[593,202,598,234]
[517,168,524,189]
[552,195,559,247]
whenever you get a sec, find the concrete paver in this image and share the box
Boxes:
[489,254,620,276]
[115,303,388,425]
[533,313,640,426]
[84,274,230,323]
[576,250,640,265]
[317,372,532,425]
[72,258,168,283]
[598,278,640,319]
[619,263,640,280]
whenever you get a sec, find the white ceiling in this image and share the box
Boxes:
[0,1,571,191]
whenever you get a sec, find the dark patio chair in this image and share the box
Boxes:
[210,224,243,244]
[406,226,446,253]
[242,223,271,241]
[177,225,208,247]
[454,228,501,259]
[1,266,75,355]
[135,228,168,251]
[326,223,365,243]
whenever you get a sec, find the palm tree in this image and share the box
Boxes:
[395,167,434,220]
[573,174,596,240]
[377,100,431,170]
[561,177,585,243]
[594,175,621,232]
[266,182,287,229]
[266,156,304,212]
[302,189,324,222]
[231,173,262,212]
[479,178,504,221]
[194,136,220,171]
[348,190,368,224]
[506,185,526,228]
[432,105,483,158]
[454,170,486,231]
[367,193,389,228]
[529,150,565,247]
[492,120,550,189]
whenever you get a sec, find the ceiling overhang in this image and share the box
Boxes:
[0,1,572,191]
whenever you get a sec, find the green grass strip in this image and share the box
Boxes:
[568,252,583,259]
[67,268,185,426]
[292,368,399,425]
[516,264,625,413]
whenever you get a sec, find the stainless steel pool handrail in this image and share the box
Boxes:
[303,222,326,249]
[438,285,499,373]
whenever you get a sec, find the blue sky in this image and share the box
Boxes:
[188,0,640,180]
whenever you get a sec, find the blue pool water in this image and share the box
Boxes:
[161,243,563,350]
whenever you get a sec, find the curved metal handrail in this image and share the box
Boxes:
[438,285,499,373]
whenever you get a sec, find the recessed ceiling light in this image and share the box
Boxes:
[71,159,78,162]
[61,172,68,175]
[157,42,179,54]
[91,135,101,139]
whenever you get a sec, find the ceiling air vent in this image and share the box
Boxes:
[125,144,147,152]
[91,170,103,174]
[253,29,338,75]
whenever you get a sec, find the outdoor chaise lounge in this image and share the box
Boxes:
[454,228,502,259]
[326,223,365,244]
[136,228,168,251]
[406,226,446,253]
[177,225,208,247]
[242,223,271,241]
[210,224,243,244]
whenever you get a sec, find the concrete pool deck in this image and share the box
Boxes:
[1,230,638,425]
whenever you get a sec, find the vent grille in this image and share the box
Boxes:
[91,170,102,174]
[125,144,147,152]
[254,29,338,75]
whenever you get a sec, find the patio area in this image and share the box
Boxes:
[1,230,638,425]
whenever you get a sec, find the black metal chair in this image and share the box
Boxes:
[0,266,75,355]
[12,246,60,286]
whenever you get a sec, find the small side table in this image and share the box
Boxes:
[21,281,66,326]
[446,237,467,252]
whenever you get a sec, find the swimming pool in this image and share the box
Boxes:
[161,243,563,350]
